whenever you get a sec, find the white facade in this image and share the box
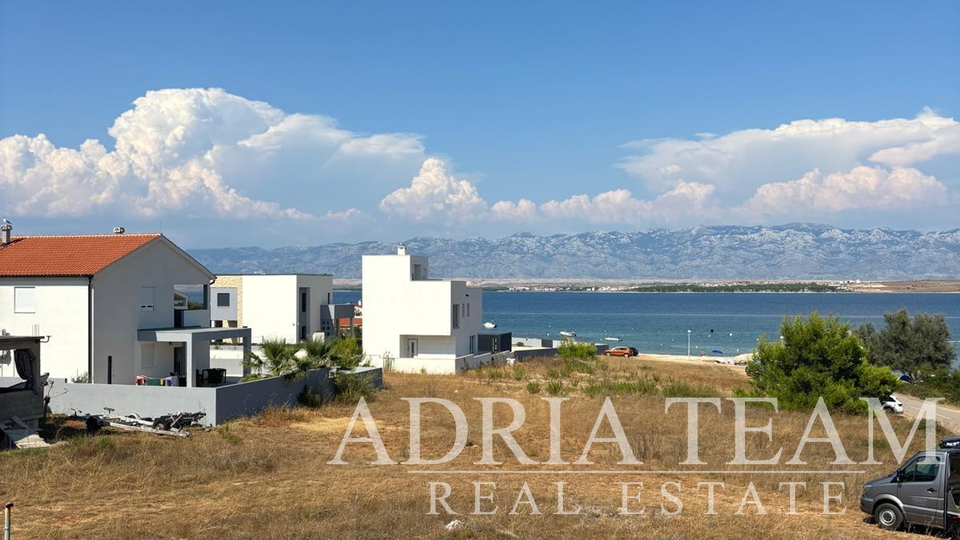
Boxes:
[0,278,88,380]
[0,236,249,386]
[362,247,488,374]
[211,274,336,343]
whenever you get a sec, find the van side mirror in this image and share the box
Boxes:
[894,469,903,482]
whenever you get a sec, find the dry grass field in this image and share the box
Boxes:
[0,356,949,539]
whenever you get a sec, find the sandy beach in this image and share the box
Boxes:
[631,351,752,368]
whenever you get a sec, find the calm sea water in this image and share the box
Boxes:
[334,291,960,356]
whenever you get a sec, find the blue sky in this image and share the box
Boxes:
[1,0,958,247]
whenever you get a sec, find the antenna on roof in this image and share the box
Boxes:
[112,227,126,235]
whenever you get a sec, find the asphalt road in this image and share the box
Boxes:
[896,393,960,434]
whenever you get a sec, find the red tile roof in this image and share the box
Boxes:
[0,234,162,277]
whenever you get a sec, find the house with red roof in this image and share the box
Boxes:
[0,223,250,386]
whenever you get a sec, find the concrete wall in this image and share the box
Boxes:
[210,276,244,325]
[378,353,492,375]
[92,238,213,385]
[210,286,238,322]
[48,367,382,426]
[235,275,297,343]
[0,277,90,380]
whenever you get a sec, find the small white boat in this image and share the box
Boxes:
[483,322,497,329]
[559,331,576,338]
[604,336,622,342]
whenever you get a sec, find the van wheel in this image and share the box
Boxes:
[874,502,904,530]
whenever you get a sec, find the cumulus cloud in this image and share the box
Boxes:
[379,158,486,221]
[618,110,960,203]
[736,166,950,217]
[491,181,718,224]
[0,88,426,220]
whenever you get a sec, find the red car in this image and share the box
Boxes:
[604,346,638,357]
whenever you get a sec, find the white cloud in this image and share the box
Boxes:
[736,166,949,217]
[618,110,960,203]
[491,181,718,224]
[0,88,427,220]
[379,158,486,221]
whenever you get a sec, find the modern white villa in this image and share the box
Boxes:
[0,226,250,386]
[362,246,490,373]
[210,274,355,343]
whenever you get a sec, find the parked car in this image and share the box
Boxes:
[604,346,638,357]
[940,437,960,449]
[860,448,960,534]
[881,395,904,414]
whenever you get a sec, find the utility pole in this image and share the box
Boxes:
[687,329,692,359]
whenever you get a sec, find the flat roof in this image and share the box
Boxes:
[214,273,332,277]
[138,327,252,342]
[0,336,42,343]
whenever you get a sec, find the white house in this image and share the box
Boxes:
[210,274,355,343]
[362,246,490,374]
[0,226,250,386]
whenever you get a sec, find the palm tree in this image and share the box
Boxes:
[242,339,297,381]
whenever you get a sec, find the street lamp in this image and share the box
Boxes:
[687,329,692,359]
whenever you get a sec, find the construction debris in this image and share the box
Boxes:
[0,416,50,450]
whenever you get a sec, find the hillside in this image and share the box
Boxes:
[190,224,960,281]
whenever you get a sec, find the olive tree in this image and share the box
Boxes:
[855,309,956,382]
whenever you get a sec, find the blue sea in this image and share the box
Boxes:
[334,291,960,357]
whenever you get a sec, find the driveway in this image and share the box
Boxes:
[896,393,960,434]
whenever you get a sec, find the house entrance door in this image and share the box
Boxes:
[406,339,418,358]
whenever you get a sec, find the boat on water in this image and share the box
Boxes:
[559,331,576,338]
[604,336,622,341]
[483,322,497,329]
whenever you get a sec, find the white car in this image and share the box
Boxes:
[881,395,904,414]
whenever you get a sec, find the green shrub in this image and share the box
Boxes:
[297,384,325,408]
[660,380,716,398]
[546,380,565,396]
[558,341,597,359]
[526,381,541,394]
[333,371,378,403]
[512,366,525,381]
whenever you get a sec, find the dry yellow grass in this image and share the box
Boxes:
[0,356,947,539]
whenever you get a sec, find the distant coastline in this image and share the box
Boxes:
[334,279,960,294]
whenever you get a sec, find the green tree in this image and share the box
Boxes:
[743,312,900,414]
[330,336,365,368]
[855,309,956,382]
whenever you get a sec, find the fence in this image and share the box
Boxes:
[48,367,382,426]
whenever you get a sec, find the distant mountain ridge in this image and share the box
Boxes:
[189,224,960,281]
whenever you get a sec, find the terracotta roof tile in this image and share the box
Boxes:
[0,234,162,277]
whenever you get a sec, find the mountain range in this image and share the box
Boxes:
[189,224,960,281]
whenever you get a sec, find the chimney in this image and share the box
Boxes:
[1,218,11,246]
[397,245,406,255]
[112,226,125,235]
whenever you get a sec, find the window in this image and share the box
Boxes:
[902,455,941,483]
[301,290,308,312]
[452,304,460,329]
[13,287,35,313]
[469,335,476,354]
[327,292,332,304]
[217,293,230,307]
[466,303,471,318]
[140,286,155,312]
